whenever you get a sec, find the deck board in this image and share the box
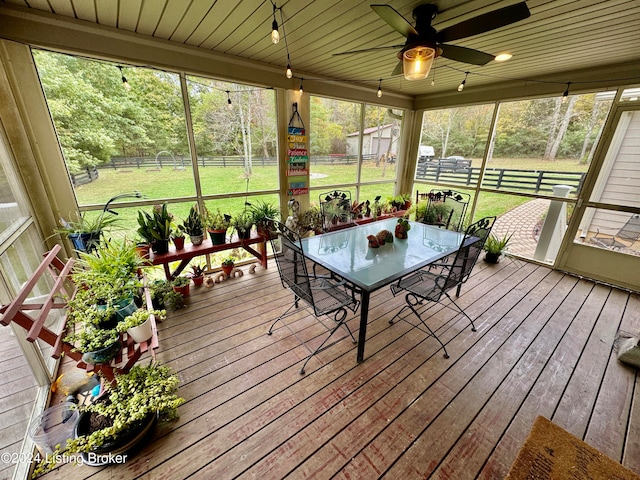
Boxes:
[38,260,640,480]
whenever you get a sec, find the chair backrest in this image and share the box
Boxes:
[319,190,353,231]
[415,190,430,205]
[266,219,315,309]
[422,189,470,232]
[619,214,640,242]
[443,216,496,292]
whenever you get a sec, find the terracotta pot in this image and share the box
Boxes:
[173,236,185,250]
[172,283,190,297]
[221,265,234,276]
[192,275,204,287]
[135,243,150,259]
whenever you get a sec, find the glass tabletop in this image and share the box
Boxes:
[302,218,464,292]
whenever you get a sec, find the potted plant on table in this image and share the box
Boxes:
[137,203,173,254]
[180,205,205,246]
[204,206,231,245]
[172,230,185,250]
[484,232,513,264]
[32,364,184,475]
[117,308,166,343]
[231,211,254,240]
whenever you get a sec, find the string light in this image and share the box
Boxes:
[270,3,280,44]
[562,82,571,103]
[279,6,293,79]
[299,78,304,95]
[117,65,131,91]
[286,61,293,79]
[377,79,383,98]
[226,90,233,109]
[457,71,469,92]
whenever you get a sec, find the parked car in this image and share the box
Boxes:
[417,145,435,162]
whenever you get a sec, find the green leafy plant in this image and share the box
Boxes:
[190,263,205,277]
[249,200,279,230]
[137,203,173,242]
[203,206,231,231]
[32,364,184,476]
[180,204,204,236]
[172,276,190,287]
[64,325,119,353]
[55,211,119,235]
[221,256,236,267]
[231,210,254,236]
[484,232,513,255]
[117,308,166,332]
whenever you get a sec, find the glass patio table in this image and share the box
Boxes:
[301,217,465,363]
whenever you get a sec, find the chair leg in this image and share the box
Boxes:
[299,308,355,374]
[443,291,476,331]
[267,302,298,335]
[405,298,449,359]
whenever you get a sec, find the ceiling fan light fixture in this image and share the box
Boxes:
[402,46,435,81]
[495,52,512,62]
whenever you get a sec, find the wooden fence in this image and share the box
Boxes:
[415,163,586,195]
[69,166,99,187]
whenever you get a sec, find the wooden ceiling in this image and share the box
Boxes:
[1,0,640,103]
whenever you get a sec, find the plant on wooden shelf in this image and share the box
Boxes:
[172,229,185,250]
[249,200,279,237]
[484,232,513,264]
[117,308,165,343]
[64,325,121,365]
[180,204,205,246]
[137,203,173,254]
[231,210,254,240]
[204,206,231,245]
[32,363,184,476]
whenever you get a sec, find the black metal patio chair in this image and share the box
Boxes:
[418,189,470,232]
[590,214,640,250]
[389,216,495,358]
[266,220,360,374]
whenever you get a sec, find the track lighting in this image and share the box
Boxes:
[117,66,131,91]
[457,72,469,92]
[226,90,232,109]
[377,79,383,98]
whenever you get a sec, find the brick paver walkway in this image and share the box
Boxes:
[491,198,550,258]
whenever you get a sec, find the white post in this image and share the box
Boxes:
[533,185,572,262]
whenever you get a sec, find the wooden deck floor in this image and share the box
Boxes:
[0,326,38,480]
[42,258,640,480]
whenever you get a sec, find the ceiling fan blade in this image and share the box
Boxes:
[391,61,403,76]
[332,44,405,56]
[437,2,530,43]
[371,4,418,38]
[439,44,495,65]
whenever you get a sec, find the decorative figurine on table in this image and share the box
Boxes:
[367,234,380,248]
[367,229,393,248]
[395,218,411,239]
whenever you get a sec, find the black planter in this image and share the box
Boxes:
[75,410,157,466]
[152,239,169,255]
[68,231,101,253]
[237,229,251,240]
[484,252,501,264]
[209,229,226,245]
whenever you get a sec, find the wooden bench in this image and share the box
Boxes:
[0,245,158,382]
[149,231,268,280]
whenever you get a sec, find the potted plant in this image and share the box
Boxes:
[172,275,190,297]
[137,203,173,254]
[204,206,231,245]
[64,325,121,365]
[221,256,235,276]
[484,232,513,264]
[172,230,185,250]
[189,263,206,287]
[180,204,205,246]
[32,364,184,475]
[55,212,119,253]
[250,200,279,238]
[149,279,185,310]
[117,308,166,343]
[395,217,411,239]
[231,211,254,240]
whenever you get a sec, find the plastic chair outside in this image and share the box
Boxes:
[266,220,360,373]
[389,216,495,358]
[590,214,640,250]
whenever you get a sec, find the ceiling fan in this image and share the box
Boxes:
[333,2,531,81]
